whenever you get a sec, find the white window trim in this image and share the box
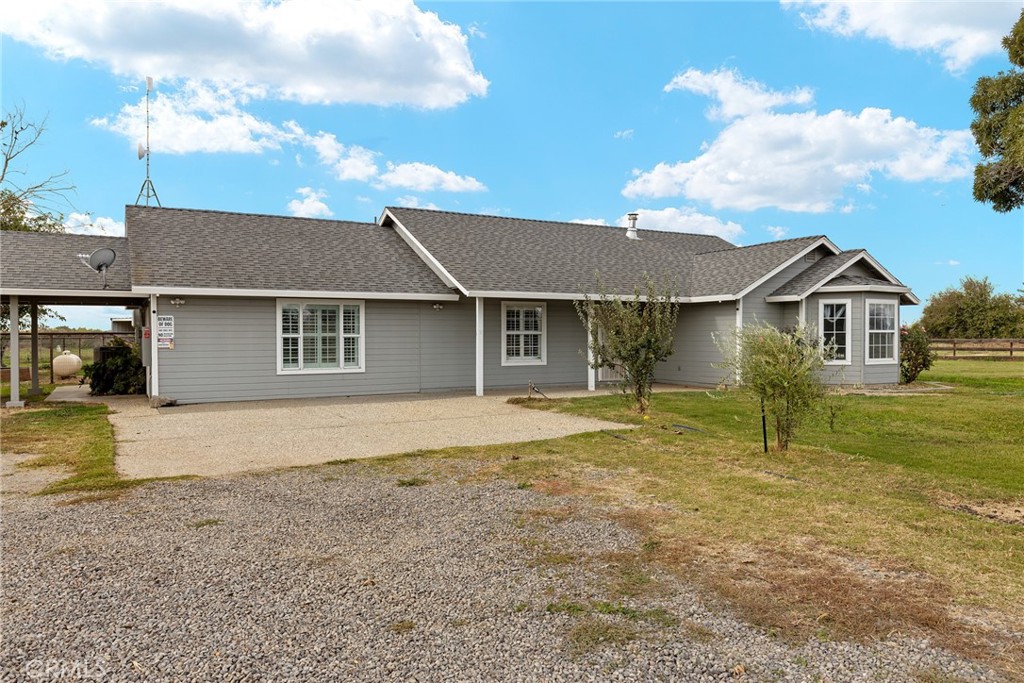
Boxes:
[500,301,548,367]
[276,299,366,375]
[819,298,852,366]
[864,298,898,365]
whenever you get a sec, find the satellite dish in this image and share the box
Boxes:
[89,248,117,272]
[77,248,117,289]
[137,142,146,160]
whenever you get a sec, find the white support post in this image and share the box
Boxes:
[798,298,806,327]
[7,295,24,407]
[586,313,596,391]
[474,297,484,397]
[150,294,160,398]
[734,298,744,386]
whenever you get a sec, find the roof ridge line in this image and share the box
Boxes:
[125,204,377,226]
[385,206,736,241]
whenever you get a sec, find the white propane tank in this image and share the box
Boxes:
[53,350,83,378]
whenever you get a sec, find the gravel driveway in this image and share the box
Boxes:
[1,460,996,682]
[109,392,627,479]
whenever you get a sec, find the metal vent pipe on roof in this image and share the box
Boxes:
[626,212,639,240]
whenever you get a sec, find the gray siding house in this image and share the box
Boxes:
[0,205,918,405]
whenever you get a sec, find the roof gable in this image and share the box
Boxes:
[688,236,834,299]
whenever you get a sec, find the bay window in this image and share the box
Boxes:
[866,299,897,363]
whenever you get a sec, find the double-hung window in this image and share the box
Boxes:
[819,299,851,364]
[502,302,546,366]
[278,300,364,374]
[865,299,897,363]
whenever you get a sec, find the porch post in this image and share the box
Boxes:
[7,295,24,407]
[586,313,596,391]
[474,297,484,396]
[798,298,806,327]
[28,302,41,396]
[149,294,160,398]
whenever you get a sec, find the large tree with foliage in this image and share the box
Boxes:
[970,9,1024,212]
[716,323,833,452]
[919,276,1024,339]
[575,275,680,414]
[1,106,70,332]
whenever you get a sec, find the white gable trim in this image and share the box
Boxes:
[132,286,459,301]
[733,237,840,300]
[763,250,919,305]
[380,208,469,297]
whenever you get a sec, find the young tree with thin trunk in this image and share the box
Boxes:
[717,323,832,451]
[574,275,680,414]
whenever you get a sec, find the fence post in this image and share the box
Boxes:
[49,334,54,384]
[1011,340,1015,358]
[952,339,956,358]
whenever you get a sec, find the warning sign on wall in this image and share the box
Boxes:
[157,315,175,350]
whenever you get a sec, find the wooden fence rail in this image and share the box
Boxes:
[929,338,1023,358]
[0,331,135,383]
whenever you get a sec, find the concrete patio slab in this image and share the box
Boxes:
[109,390,631,480]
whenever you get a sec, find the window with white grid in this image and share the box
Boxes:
[277,300,364,374]
[502,302,546,366]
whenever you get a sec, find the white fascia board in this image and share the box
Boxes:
[764,295,802,303]
[131,286,459,301]
[733,237,839,301]
[0,288,142,298]
[817,284,920,304]
[466,290,735,304]
[380,208,469,297]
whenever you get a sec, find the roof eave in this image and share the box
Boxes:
[131,286,460,301]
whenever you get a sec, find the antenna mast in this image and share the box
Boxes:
[135,76,161,207]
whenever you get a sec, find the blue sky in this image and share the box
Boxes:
[3,1,1022,328]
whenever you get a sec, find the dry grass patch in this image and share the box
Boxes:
[566,618,638,654]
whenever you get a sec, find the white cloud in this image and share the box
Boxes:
[664,67,813,120]
[395,195,440,210]
[619,207,743,241]
[308,132,379,182]
[64,213,125,236]
[782,0,1020,73]
[92,87,486,192]
[623,106,972,213]
[468,22,487,39]
[613,129,634,140]
[7,0,488,108]
[935,259,961,267]
[570,218,608,226]
[765,226,789,240]
[287,187,333,218]
[91,81,293,154]
[376,162,486,192]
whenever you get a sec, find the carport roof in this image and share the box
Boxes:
[0,231,138,304]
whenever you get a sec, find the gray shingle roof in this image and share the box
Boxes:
[0,231,132,291]
[126,206,454,296]
[687,236,826,298]
[385,207,735,296]
[768,250,864,298]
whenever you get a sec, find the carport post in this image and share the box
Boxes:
[475,297,484,396]
[7,295,24,407]
[28,303,41,396]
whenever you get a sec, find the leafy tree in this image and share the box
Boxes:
[919,276,1024,338]
[574,275,680,414]
[970,9,1024,212]
[899,324,935,384]
[0,106,71,332]
[717,323,833,451]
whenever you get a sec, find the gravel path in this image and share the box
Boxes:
[1,461,1000,682]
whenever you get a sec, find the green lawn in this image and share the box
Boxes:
[377,360,1024,675]
[0,382,56,404]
